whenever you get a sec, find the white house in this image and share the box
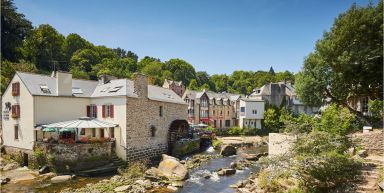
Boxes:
[1,71,188,163]
[239,99,265,129]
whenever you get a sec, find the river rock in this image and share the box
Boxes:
[0,177,10,185]
[167,185,178,191]
[39,165,50,174]
[217,168,236,176]
[114,185,131,192]
[158,154,189,180]
[135,179,152,189]
[3,163,18,171]
[51,175,72,183]
[220,145,236,156]
[171,181,184,187]
[241,153,260,161]
[358,149,368,158]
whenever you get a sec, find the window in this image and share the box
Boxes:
[100,129,104,138]
[220,111,222,115]
[240,107,245,112]
[214,120,217,128]
[201,98,208,107]
[110,128,115,138]
[108,86,123,93]
[87,105,97,118]
[159,106,163,117]
[151,126,156,137]
[252,110,257,114]
[362,97,369,113]
[40,85,51,94]
[12,82,20,96]
[14,125,19,140]
[80,128,85,135]
[200,110,208,118]
[227,111,229,115]
[92,128,96,137]
[11,104,20,119]
[220,120,222,128]
[213,110,215,115]
[102,104,114,118]
[72,87,83,94]
[225,120,230,127]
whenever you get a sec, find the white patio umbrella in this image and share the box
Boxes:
[42,117,117,141]
[42,117,117,129]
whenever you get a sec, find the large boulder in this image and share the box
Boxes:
[220,145,237,156]
[38,165,50,174]
[0,177,10,185]
[3,163,18,171]
[50,175,72,183]
[158,154,189,181]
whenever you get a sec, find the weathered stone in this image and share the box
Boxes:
[39,165,50,174]
[230,161,237,169]
[158,155,188,180]
[110,175,123,182]
[0,177,10,185]
[3,163,18,171]
[114,185,131,192]
[51,175,72,183]
[217,168,236,176]
[167,185,178,191]
[358,149,368,158]
[171,181,184,187]
[241,153,260,161]
[135,179,152,189]
[379,181,384,191]
[220,145,236,156]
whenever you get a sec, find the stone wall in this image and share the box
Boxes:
[36,142,113,172]
[268,133,297,156]
[125,74,188,163]
[171,138,200,158]
[351,129,384,155]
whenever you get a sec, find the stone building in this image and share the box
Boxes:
[1,71,188,164]
[249,81,319,115]
[162,79,185,97]
[182,89,242,129]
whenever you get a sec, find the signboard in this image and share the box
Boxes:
[3,102,11,120]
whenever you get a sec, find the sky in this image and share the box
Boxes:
[14,0,376,75]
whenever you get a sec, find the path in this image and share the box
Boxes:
[355,155,383,193]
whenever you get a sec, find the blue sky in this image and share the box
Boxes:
[14,0,375,75]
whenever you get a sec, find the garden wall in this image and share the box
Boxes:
[35,142,113,172]
[268,133,297,156]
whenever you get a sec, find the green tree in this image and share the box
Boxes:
[140,61,164,85]
[295,2,383,119]
[211,74,229,92]
[70,49,100,73]
[188,79,199,90]
[164,58,196,86]
[70,66,89,80]
[63,33,93,66]
[1,60,37,92]
[269,66,275,75]
[317,104,356,136]
[93,45,118,60]
[1,0,32,61]
[22,24,65,71]
[264,108,281,132]
[92,58,136,79]
[196,71,212,87]
[200,83,210,90]
[137,56,160,70]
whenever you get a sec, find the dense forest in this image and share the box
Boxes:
[0,0,294,94]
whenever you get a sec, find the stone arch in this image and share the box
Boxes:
[168,119,190,154]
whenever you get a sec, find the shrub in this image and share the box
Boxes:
[227,126,243,135]
[317,104,356,135]
[31,148,47,169]
[120,160,148,179]
[264,108,281,132]
[212,139,223,149]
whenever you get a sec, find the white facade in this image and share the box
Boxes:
[239,99,265,129]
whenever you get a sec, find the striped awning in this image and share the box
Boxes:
[42,117,117,129]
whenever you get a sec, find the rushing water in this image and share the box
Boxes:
[176,146,266,193]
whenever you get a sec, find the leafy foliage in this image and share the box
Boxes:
[264,108,281,132]
[317,104,356,136]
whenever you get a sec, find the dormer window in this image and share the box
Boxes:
[40,85,51,94]
[12,82,20,96]
[72,87,83,94]
[109,86,122,93]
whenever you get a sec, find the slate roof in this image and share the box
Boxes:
[15,71,185,104]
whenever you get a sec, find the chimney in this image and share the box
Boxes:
[55,71,72,96]
[98,74,117,85]
[133,73,148,98]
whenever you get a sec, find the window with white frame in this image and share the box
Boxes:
[252,110,257,114]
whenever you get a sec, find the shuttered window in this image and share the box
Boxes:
[102,104,114,118]
[12,82,20,96]
[86,105,97,118]
[11,105,20,119]
[14,125,19,140]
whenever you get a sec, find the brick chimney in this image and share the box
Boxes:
[133,73,148,98]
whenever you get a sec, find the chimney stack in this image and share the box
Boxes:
[133,73,148,98]
[55,71,72,96]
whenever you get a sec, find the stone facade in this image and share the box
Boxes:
[268,133,297,156]
[163,79,185,97]
[125,74,188,163]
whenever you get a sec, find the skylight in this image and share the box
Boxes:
[40,85,51,94]
[72,87,83,94]
[101,87,110,92]
[108,86,123,93]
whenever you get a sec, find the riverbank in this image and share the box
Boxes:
[216,136,268,148]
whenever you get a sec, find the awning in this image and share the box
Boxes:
[42,127,58,132]
[42,117,118,129]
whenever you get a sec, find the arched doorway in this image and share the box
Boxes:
[168,120,190,154]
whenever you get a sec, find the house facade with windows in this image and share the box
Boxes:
[1,71,187,162]
[182,89,242,129]
[249,81,319,115]
[162,79,185,97]
[239,99,265,129]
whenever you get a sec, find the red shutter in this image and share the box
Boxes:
[16,105,20,118]
[86,105,90,117]
[102,105,106,118]
[17,83,20,95]
[94,106,97,118]
[11,106,15,116]
[110,105,114,118]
